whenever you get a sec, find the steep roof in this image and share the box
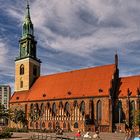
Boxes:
[10,90,29,103]
[119,75,140,97]
[10,64,116,103]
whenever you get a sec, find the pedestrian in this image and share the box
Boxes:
[75,130,81,137]
[83,132,91,138]
[93,130,100,139]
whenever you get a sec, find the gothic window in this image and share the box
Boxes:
[20,64,24,75]
[63,122,66,128]
[64,102,70,117]
[47,102,50,109]
[52,103,56,117]
[33,65,37,76]
[89,100,94,120]
[56,121,60,128]
[59,101,63,120]
[80,101,85,116]
[42,122,45,128]
[40,103,44,117]
[34,103,39,120]
[73,100,78,121]
[74,122,78,128]
[48,122,52,129]
[59,101,63,108]
[96,100,102,124]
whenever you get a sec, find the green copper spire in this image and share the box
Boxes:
[22,0,34,37]
[26,0,30,19]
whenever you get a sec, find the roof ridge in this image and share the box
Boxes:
[40,63,115,78]
[120,74,140,79]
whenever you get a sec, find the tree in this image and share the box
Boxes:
[133,110,140,130]
[0,103,10,125]
[12,109,28,128]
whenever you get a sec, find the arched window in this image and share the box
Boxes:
[20,64,24,75]
[56,121,60,128]
[34,103,39,120]
[64,102,70,117]
[59,101,63,120]
[89,100,94,120]
[80,101,85,116]
[74,122,78,128]
[63,122,66,128]
[73,100,78,121]
[40,103,44,117]
[96,100,102,124]
[52,103,56,117]
[48,122,52,129]
[59,101,63,108]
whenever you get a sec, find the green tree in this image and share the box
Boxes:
[133,110,140,128]
[0,103,10,125]
[12,109,28,128]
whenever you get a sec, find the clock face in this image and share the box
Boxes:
[21,43,27,57]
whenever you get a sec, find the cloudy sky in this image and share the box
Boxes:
[0,0,140,92]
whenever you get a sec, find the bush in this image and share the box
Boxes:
[0,131,13,138]
[4,127,28,133]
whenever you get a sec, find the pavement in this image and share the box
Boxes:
[6,131,126,140]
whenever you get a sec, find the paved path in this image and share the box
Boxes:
[9,132,126,140]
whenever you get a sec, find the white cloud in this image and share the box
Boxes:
[0,40,9,64]
[1,0,140,90]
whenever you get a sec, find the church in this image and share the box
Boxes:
[10,3,140,132]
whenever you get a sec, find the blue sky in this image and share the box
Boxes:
[1,0,140,92]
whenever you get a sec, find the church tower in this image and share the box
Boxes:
[15,1,41,92]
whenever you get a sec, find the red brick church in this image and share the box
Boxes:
[10,3,140,132]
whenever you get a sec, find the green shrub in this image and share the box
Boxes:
[4,127,28,133]
[0,131,13,138]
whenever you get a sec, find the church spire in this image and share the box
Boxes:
[25,0,30,19]
[22,0,34,38]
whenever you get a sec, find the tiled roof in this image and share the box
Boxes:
[10,90,29,103]
[119,75,140,97]
[10,64,116,103]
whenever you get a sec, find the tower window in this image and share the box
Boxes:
[33,65,37,76]
[20,80,23,88]
[20,64,24,75]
